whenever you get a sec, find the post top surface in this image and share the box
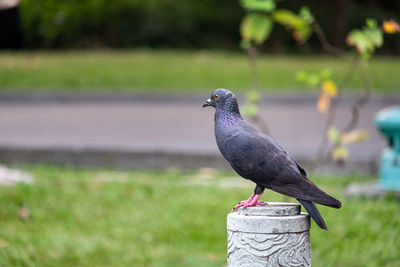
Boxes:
[236,202,301,216]
[228,202,310,233]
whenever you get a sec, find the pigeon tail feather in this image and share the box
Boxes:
[298,199,328,230]
[315,193,342,209]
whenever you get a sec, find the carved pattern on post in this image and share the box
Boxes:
[227,231,310,266]
[227,203,311,267]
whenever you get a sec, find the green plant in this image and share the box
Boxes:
[311,18,399,166]
[239,0,315,134]
[238,0,400,167]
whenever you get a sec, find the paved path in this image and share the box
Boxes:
[0,93,398,173]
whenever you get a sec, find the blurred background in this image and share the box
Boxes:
[1,0,400,51]
[0,0,399,266]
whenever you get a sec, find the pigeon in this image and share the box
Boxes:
[203,88,341,230]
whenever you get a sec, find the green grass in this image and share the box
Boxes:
[0,166,399,266]
[0,50,399,94]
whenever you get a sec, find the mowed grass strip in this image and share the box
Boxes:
[0,166,399,266]
[0,50,399,93]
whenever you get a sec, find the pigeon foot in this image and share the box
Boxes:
[233,193,265,211]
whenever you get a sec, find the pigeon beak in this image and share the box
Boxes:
[202,98,212,108]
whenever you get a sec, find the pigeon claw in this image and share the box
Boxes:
[233,193,265,211]
[233,201,265,211]
[245,201,265,208]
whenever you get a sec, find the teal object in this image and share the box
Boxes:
[375,106,400,190]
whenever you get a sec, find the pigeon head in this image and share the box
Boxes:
[202,88,240,113]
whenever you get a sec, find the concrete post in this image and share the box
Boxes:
[227,202,311,267]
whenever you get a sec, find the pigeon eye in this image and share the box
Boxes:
[214,94,219,100]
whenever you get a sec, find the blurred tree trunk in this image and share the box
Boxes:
[0,4,22,50]
[331,0,348,47]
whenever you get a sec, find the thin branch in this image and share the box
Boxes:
[247,46,260,90]
[312,21,346,57]
[306,18,375,170]
[319,59,371,162]
[249,115,271,136]
[308,56,358,170]
[341,60,371,133]
[246,46,271,136]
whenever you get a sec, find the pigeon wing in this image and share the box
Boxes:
[221,129,302,185]
[222,129,341,208]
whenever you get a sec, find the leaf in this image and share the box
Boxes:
[346,30,372,54]
[292,26,312,44]
[341,130,369,144]
[296,71,307,82]
[366,18,377,29]
[322,79,338,98]
[299,6,314,23]
[327,127,340,144]
[242,104,259,117]
[240,40,251,50]
[346,19,383,56]
[365,27,383,48]
[307,73,320,87]
[247,90,261,103]
[273,9,307,29]
[240,14,273,45]
[319,68,332,80]
[273,9,312,43]
[332,146,349,161]
[382,19,400,34]
[317,92,330,113]
[241,0,276,12]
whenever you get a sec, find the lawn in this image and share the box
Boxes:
[0,50,399,94]
[0,166,399,266]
